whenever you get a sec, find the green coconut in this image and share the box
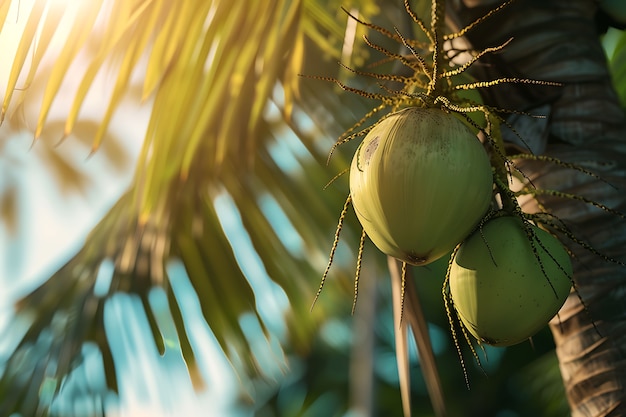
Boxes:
[349,107,493,265]
[449,216,572,346]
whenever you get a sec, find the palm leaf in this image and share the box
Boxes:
[1,0,382,413]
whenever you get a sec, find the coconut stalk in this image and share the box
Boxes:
[389,257,447,417]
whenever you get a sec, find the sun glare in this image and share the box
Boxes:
[0,0,103,90]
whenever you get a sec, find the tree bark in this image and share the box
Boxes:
[447,1,626,415]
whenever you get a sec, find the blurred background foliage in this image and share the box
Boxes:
[0,0,625,416]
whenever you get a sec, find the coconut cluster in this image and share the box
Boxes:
[349,106,572,346]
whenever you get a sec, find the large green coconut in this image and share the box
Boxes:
[349,107,493,265]
[449,216,572,346]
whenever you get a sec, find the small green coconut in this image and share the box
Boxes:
[349,107,493,265]
[449,216,572,346]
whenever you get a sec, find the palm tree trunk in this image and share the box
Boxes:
[447,1,626,415]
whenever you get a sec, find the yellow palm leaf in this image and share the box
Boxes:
[34,0,105,138]
[1,0,48,120]
[1,0,382,414]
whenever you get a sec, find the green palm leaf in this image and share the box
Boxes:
[1,0,381,414]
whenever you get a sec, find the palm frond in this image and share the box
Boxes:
[1,140,343,414]
[1,0,386,413]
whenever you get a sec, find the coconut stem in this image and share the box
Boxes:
[485,113,517,213]
[427,0,446,97]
